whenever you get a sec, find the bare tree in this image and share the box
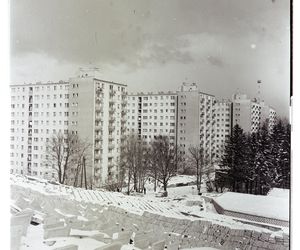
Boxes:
[188,145,206,194]
[72,139,91,188]
[149,136,180,196]
[121,134,148,194]
[45,131,90,185]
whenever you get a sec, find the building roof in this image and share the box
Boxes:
[213,191,289,221]
[10,80,69,87]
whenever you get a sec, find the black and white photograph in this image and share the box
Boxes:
[7,0,293,249]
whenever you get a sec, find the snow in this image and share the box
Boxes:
[167,175,196,186]
[268,188,290,199]
[11,174,289,250]
[214,191,289,221]
[181,248,220,250]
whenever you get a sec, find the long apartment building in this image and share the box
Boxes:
[11,77,277,184]
[231,93,276,134]
[126,92,177,146]
[10,74,127,187]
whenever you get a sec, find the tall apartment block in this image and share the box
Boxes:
[68,74,127,187]
[10,81,69,178]
[10,74,127,187]
[126,92,177,146]
[260,101,277,131]
[231,93,276,133]
[177,83,216,163]
[214,100,232,162]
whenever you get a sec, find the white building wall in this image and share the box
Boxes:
[231,94,276,134]
[69,75,127,187]
[10,82,69,179]
[127,92,177,145]
[214,101,231,163]
[177,83,216,163]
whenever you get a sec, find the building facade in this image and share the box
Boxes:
[10,81,69,179]
[10,75,127,187]
[231,93,276,134]
[214,100,231,163]
[11,77,277,185]
[68,75,127,187]
[126,92,178,146]
[177,83,216,163]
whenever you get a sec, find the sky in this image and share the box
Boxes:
[10,0,290,117]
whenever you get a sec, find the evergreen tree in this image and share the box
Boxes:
[270,119,291,189]
[254,122,273,194]
[219,124,247,192]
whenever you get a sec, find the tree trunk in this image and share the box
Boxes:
[127,171,131,195]
[199,172,202,194]
[83,157,87,190]
[154,172,157,192]
[196,161,200,192]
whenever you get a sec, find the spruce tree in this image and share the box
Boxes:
[219,124,246,192]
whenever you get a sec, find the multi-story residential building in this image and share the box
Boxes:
[10,74,127,188]
[126,92,178,146]
[68,74,127,187]
[10,75,277,185]
[260,102,277,131]
[231,93,276,134]
[177,83,216,163]
[214,100,231,163]
[10,81,69,179]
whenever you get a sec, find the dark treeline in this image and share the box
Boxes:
[215,118,290,195]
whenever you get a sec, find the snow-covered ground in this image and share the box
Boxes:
[10,174,289,250]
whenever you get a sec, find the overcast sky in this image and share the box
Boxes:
[10,0,290,117]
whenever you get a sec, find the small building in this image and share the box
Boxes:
[212,191,289,227]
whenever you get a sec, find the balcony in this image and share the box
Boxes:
[108,143,115,150]
[95,121,102,130]
[94,153,102,160]
[95,134,102,141]
[95,97,103,105]
[109,117,115,123]
[108,126,116,132]
[109,108,116,114]
[95,105,103,112]
[109,90,116,96]
[94,142,102,149]
[95,112,102,120]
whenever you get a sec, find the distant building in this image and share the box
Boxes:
[10,81,69,179]
[68,74,127,187]
[10,73,127,187]
[214,100,232,163]
[260,101,277,131]
[126,92,178,146]
[231,93,276,134]
[10,75,277,185]
[177,83,216,163]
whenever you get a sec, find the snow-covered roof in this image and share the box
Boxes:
[214,192,289,221]
[268,188,289,199]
